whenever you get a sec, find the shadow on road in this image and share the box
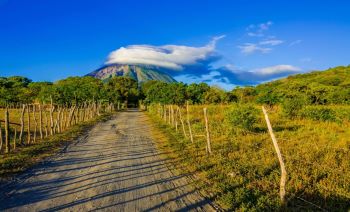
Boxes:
[0,111,214,211]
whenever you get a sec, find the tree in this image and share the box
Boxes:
[204,87,225,104]
[51,76,105,105]
[232,86,257,103]
[186,83,210,104]
[105,76,139,105]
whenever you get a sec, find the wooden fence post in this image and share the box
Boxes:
[175,107,178,132]
[44,107,48,137]
[68,106,76,126]
[186,101,194,143]
[33,104,37,143]
[158,103,161,118]
[168,105,171,125]
[13,127,17,150]
[171,105,174,126]
[19,104,25,144]
[61,107,64,130]
[262,106,287,204]
[203,107,212,154]
[63,107,68,130]
[163,105,167,122]
[39,103,43,139]
[50,98,54,135]
[178,106,187,138]
[0,120,3,152]
[27,104,31,144]
[57,106,62,133]
[81,106,85,122]
[5,107,10,153]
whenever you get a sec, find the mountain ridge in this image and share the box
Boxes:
[86,64,177,84]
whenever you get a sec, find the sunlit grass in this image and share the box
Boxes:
[148,104,350,211]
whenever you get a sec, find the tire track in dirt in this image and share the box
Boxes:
[0,110,215,211]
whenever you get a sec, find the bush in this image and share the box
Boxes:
[256,91,280,106]
[225,104,259,132]
[300,107,338,122]
[282,96,307,118]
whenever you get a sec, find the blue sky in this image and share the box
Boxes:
[1,0,350,89]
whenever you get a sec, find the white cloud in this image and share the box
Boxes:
[259,21,273,30]
[247,32,264,37]
[259,39,284,46]
[105,35,225,70]
[289,40,302,46]
[247,21,273,37]
[238,43,272,54]
[174,71,235,90]
[240,21,284,54]
[252,65,301,75]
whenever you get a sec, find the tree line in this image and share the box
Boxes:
[1,65,350,108]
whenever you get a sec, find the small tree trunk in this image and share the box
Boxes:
[262,106,287,204]
[19,104,25,144]
[186,101,194,143]
[203,108,212,154]
[5,107,10,153]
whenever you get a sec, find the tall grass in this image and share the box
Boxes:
[148,103,350,211]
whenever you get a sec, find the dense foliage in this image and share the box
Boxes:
[0,76,139,106]
[3,65,350,108]
[254,65,350,105]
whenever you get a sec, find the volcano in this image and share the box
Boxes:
[87,64,177,84]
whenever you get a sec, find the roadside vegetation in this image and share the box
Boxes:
[142,65,350,211]
[1,65,350,210]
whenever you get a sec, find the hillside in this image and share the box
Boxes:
[86,64,177,84]
[254,65,350,105]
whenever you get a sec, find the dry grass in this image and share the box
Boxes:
[148,104,350,211]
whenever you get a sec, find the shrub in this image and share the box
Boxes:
[300,107,338,122]
[282,96,307,118]
[256,91,280,106]
[225,104,259,132]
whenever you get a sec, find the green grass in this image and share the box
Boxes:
[0,113,113,179]
[148,104,350,211]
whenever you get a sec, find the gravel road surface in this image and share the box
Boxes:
[0,110,215,211]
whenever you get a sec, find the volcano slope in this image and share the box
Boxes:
[0,110,215,211]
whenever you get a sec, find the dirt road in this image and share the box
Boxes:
[0,110,215,211]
